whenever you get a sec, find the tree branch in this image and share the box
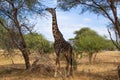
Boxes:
[91,0,115,24]
[107,28,120,50]
[108,0,120,38]
[0,20,21,50]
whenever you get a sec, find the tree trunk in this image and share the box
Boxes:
[88,53,93,64]
[12,6,31,69]
[21,48,30,69]
[93,53,97,62]
[0,0,31,69]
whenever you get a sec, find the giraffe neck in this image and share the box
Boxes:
[52,12,64,41]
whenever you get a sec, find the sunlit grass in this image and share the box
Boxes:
[0,50,120,80]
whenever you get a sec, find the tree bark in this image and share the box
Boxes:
[21,48,30,69]
[93,53,97,62]
[109,0,120,38]
[18,39,31,69]
[89,53,93,64]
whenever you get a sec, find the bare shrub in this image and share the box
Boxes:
[30,54,55,76]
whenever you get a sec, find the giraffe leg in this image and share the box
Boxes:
[65,57,70,77]
[54,57,58,77]
[67,62,70,77]
[69,49,73,76]
[65,58,73,77]
[54,65,57,77]
[54,56,60,77]
[70,58,73,76]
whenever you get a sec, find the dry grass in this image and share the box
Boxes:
[0,50,120,80]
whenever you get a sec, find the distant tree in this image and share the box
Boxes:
[24,33,53,54]
[57,0,120,50]
[73,27,115,63]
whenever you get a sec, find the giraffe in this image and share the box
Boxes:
[45,8,73,77]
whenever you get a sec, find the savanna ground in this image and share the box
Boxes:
[0,50,120,80]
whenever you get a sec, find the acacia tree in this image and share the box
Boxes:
[73,27,114,63]
[0,0,45,69]
[57,0,120,49]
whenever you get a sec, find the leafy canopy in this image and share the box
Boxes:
[74,27,115,53]
[24,33,53,54]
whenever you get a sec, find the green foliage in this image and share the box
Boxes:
[57,0,119,14]
[103,40,116,51]
[24,33,53,54]
[74,27,98,39]
[25,0,38,9]
[0,21,14,50]
[73,27,115,63]
[74,27,115,52]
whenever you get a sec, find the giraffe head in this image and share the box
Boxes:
[45,7,56,15]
